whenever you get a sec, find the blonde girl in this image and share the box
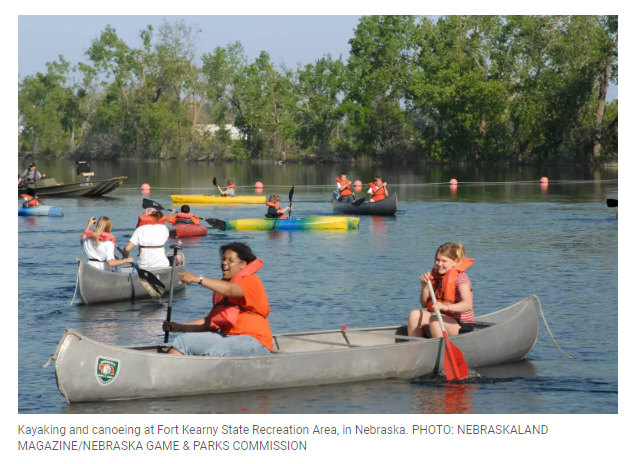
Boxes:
[81,217,133,271]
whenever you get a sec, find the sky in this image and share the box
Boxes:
[18,15,617,100]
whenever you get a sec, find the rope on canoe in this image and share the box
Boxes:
[533,294,572,359]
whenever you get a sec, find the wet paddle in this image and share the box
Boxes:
[116,245,165,298]
[427,280,469,381]
[607,199,618,207]
[352,197,366,207]
[163,244,181,343]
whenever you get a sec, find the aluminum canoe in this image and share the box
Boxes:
[171,194,266,204]
[52,296,539,403]
[332,193,398,216]
[77,258,186,305]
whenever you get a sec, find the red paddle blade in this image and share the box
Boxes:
[442,334,469,381]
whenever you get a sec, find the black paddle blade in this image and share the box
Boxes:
[205,218,227,231]
[136,268,166,298]
[142,198,166,211]
[607,199,618,208]
[212,176,217,187]
[352,198,366,206]
[289,185,295,202]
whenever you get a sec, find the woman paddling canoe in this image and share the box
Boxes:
[407,242,475,338]
[163,242,273,356]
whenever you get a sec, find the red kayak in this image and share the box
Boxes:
[169,224,208,238]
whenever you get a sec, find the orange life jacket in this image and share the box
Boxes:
[369,182,386,201]
[427,258,474,313]
[208,259,264,332]
[21,194,39,207]
[168,212,200,225]
[136,215,168,227]
[265,202,287,219]
[83,230,116,245]
[226,184,236,189]
[336,177,352,196]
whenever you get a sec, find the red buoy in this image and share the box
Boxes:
[450,179,458,185]
[141,183,150,190]
[255,181,264,188]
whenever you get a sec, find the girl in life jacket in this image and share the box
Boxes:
[167,205,200,225]
[367,176,388,202]
[407,242,475,339]
[81,217,133,272]
[217,178,236,197]
[264,194,292,219]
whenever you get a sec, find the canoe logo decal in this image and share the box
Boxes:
[96,357,120,386]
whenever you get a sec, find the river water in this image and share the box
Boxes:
[18,160,618,414]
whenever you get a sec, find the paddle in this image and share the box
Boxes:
[352,197,366,207]
[116,245,166,298]
[288,185,294,218]
[143,198,225,230]
[427,280,469,381]
[213,176,222,195]
[607,199,618,208]
[163,244,181,343]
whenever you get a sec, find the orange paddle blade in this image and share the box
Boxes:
[442,333,469,381]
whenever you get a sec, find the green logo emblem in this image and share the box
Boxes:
[96,357,120,386]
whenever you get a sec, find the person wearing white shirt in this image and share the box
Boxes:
[123,210,182,270]
[81,217,133,272]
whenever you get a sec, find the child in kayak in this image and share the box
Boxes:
[20,188,42,207]
[265,194,292,219]
[407,242,475,338]
[81,217,133,272]
[367,176,388,202]
[167,205,201,225]
[217,179,236,197]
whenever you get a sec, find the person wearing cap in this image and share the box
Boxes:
[19,163,47,186]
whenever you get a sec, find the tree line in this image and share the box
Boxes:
[18,15,618,163]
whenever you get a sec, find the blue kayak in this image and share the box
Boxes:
[18,205,64,217]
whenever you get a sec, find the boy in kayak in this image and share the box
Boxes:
[163,242,272,357]
[407,242,475,339]
[167,205,201,225]
[20,188,42,207]
[265,194,292,218]
[335,172,353,202]
[367,176,388,202]
[217,178,236,197]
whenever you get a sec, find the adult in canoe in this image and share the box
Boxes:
[265,194,292,218]
[167,205,201,225]
[367,176,388,202]
[124,210,182,269]
[335,172,353,202]
[163,242,272,357]
[408,242,475,338]
[217,178,236,197]
[81,217,133,272]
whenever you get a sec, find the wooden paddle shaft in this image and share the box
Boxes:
[164,245,181,343]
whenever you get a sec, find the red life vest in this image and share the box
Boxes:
[427,258,474,314]
[369,182,386,202]
[136,215,168,227]
[21,194,39,207]
[171,212,200,225]
[83,230,116,245]
[208,259,264,332]
[266,202,287,219]
[335,177,352,196]
[226,184,236,189]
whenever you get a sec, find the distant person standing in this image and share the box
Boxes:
[218,179,236,197]
[19,162,47,186]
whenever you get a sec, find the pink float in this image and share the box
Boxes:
[354,180,362,186]
[450,179,458,185]
[141,183,150,190]
[255,181,264,188]
[540,177,549,184]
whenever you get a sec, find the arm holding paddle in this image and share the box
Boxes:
[420,272,472,314]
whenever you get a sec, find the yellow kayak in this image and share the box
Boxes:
[226,216,360,231]
[170,195,266,204]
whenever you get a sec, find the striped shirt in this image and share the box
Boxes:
[445,273,475,323]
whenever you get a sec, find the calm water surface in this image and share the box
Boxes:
[18,161,618,413]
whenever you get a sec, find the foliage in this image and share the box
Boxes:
[18,16,617,163]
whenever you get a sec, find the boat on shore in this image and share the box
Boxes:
[171,194,266,204]
[18,205,63,217]
[332,192,398,216]
[51,296,539,403]
[77,258,186,305]
[224,216,360,231]
[17,177,127,197]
